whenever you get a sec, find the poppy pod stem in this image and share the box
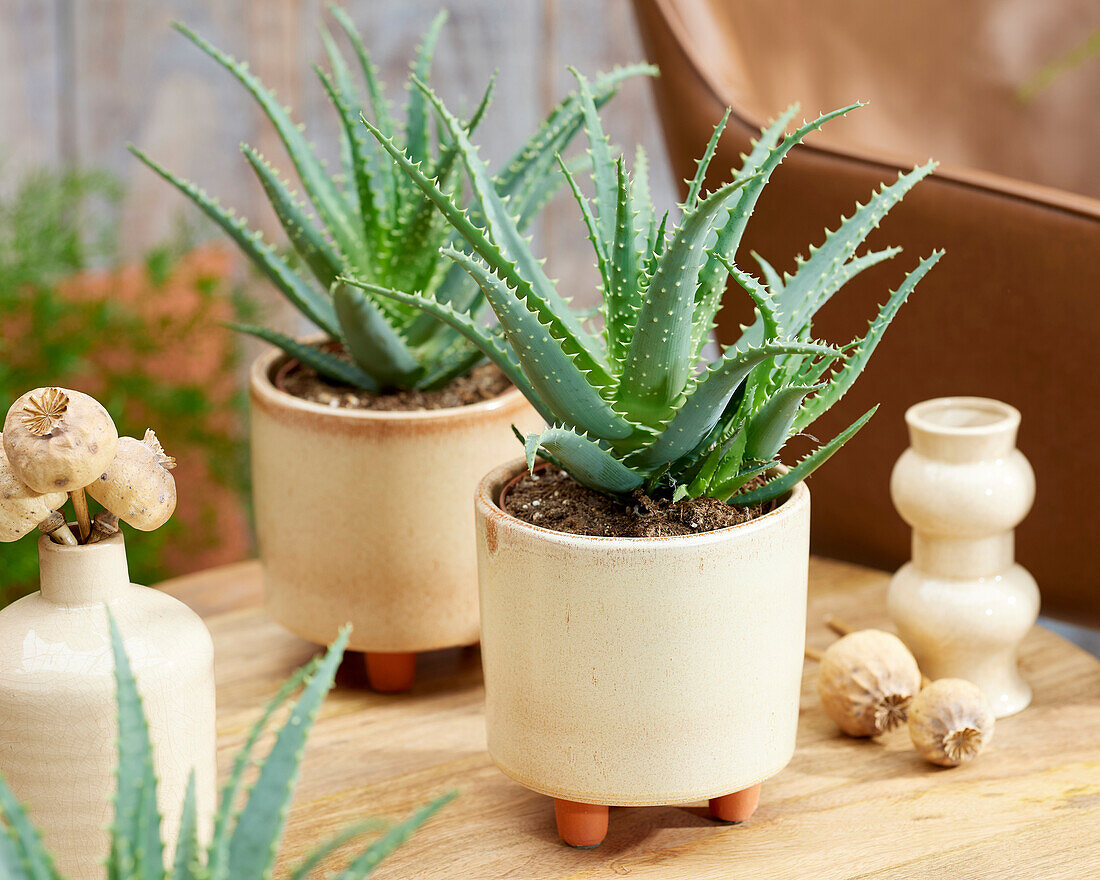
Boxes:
[69,488,91,543]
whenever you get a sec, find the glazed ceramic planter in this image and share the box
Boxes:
[888,397,1039,718]
[475,459,810,846]
[251,346,542,691]
[0,532,217,880]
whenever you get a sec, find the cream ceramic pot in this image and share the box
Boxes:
[475,460,810,845]
[888,397,1038,718]
[0,532,217,880]
[251,348,541,691]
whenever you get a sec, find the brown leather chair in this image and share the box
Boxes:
[633,0,1100,624]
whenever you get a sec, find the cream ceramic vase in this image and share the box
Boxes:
[251,347,542,692]
[888,397,1038,718]
[0,532,217,880]
[475,459,810,847]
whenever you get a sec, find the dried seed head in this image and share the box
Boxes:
[22,388,69,436]
[86,434,176,531]
[142,429,176,470]
[0,438,68,542]
[817,629,923,737]
[908,679,995,767]
[3,387,118,494]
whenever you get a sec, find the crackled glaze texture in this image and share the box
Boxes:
[888,397,1039,718]
[251,348,542,653]
[0,533,217,880]
[475,459,810,807]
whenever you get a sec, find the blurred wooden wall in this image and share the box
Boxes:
[1,0,676,313]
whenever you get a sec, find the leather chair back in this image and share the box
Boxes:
[633,0,1100,624]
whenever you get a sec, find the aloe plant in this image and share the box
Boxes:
[344,73,943,504]
[129,8,654,393]
[0,617,451,879]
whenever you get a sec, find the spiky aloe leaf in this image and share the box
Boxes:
[363,108,614,393]
[717,253,779,342]
[683,108,731,210]
[631,145,653,252]
[314,65,386,259]
[405,11,447,167]
[106,610,163,880]
[241,145,343,291]
[628,340,838,470]
[283,820,390,880]
[691,103,862,360]
[525,427,644,495]
[443,249,638,442]
[515,152,588,230]
[0,777,57,880]
[793,250,943,431]
[327,3,396,223]
[751,250,785,296]
[605,157,641,370]
[129,146,340,337]
[731,406,878,506]
[557,152,609,279]
[778,162,936,332]
[390,73,497,296]
[170,774,201,880]
[173,22,366,274]
[615,175,758,426]
[744,384,822,461]
[207,655,323,880]
[409,74,611,380]
[331,791,456,880]
[332,282,423,388]
[710,459,774,503]
[225,628,350,880]
[416,342,485,392]
[328,4,396,141]
[318,20,361,212]
[569,67,620,251]
[229,323,380,392]
[341,277,545,417]
[493,63,657,206]
[687,427,747,499]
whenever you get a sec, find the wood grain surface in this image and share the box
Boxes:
[157,558,1100,879]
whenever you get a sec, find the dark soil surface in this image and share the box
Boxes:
[501,465,775,538]
[278,346,510,411]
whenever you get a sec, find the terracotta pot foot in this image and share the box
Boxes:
[554,798,609,847]
[709,783,762,823]
[364,652,416,693]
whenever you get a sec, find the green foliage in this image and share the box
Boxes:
[130,6,656,393]
[351,79,943,503]
[0,169,251,607]
[0,617,452,879]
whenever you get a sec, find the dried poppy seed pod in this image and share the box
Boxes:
[908,678,995,766]
[817,629,923,737]
[2,388,118,494]
[0,439,68,542]
[86,430,176,531]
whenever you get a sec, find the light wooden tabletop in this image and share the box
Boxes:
[159,558,1100,880]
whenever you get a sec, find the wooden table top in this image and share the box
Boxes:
[158,558,1100,879]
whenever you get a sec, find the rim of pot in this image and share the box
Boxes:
[37,528,124,555]
[477,457,808,548]
[905,396,1021,436]
[250,341,530,423]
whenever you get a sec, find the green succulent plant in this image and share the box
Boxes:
[0,618,451,879]
[129,8,654,393]
[344,73,943,503]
